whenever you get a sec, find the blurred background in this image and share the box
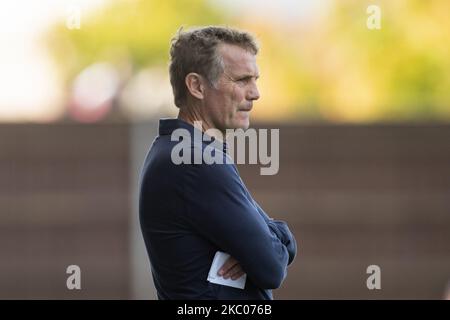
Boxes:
[0,0,449,299]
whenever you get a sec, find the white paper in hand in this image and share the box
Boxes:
[207,251,246,289]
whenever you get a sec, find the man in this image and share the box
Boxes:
[139,26,297,300]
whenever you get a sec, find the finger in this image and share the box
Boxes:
[228,264,245,278]
[231,270,245,280]
[223,263,242,279]
[218,257,238,276]
[219,261,238,276]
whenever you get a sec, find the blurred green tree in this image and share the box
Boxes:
[47,0,227,82]
[46,0,450,122]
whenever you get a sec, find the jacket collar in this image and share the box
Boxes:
[158,118,228,153]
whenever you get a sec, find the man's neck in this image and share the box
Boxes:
[177,107,225,142]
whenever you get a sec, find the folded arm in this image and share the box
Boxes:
[183,161,292,289]
[252,200,297,265]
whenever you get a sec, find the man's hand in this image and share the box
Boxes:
[217,256,245,280]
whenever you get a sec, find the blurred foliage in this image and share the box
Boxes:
[47,0,450,123]
[47,0,226,82]
[320,0,450,121]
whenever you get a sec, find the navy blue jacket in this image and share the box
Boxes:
[139,118,297,299]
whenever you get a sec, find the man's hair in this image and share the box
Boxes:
[169,26,259,108]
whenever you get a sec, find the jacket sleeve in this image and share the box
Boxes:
[252,200,297,266]
[182,161,291,289]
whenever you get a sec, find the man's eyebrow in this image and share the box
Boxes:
[235,73,260,80]
[223,70,259,82]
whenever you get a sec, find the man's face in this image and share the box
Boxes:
[202,44,260,133]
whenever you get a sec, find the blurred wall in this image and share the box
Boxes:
[0,123,130,299]
[241,124,450,299]
[1,122,449,299]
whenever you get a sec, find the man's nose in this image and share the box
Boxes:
[247,82,260,101]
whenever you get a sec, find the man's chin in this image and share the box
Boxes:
[232,115,251,130]
[233,120,250,130]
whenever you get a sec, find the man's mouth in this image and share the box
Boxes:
[238,105,253,112]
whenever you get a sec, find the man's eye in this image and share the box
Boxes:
[237,78,251,84]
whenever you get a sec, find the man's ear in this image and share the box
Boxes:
[185,73,206,100]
